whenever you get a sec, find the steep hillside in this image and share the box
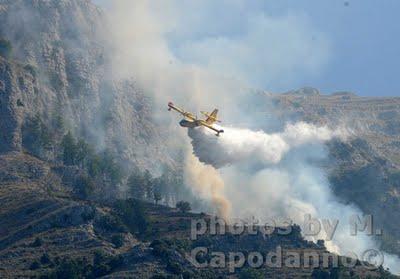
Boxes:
[0,152,391,278]
[0,0,172,171]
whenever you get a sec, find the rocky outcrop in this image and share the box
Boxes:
[1,58,42,151]
[0,58,24,152]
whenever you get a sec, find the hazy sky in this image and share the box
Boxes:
[95,0,400,97]
[268,0,400,97]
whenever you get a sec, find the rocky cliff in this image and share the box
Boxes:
[0,0,172,171]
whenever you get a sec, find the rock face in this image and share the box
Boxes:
[0,58,26,152]
[0,0,172,171]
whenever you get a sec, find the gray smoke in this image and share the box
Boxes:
[189,122,346,168]
[97,0,400,273]
[188,123,400,273]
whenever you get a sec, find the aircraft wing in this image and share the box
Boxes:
[200,121,224,136]
[168,102,196,120]
[201,109,221,124]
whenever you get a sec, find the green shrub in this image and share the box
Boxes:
[378,265,395,278]
[53,258,86,279]
[176,201,191,213]
[166,261,183,275]
[0,38,12,59]
[238,268,264,279]
[311,268,330,279]
[75,175,95,199]
[108,255,124,270]
[30,261,41,270]
[61,131,77,165]
[49,72,64,91]
[81,207,95,221]
[22,114,54,157]
[91,250,124,277]
[92,263,110,277]
[150,240,171,259]
[96,214,126,233]
[24,64,37,78]
[114,199,150,236]
[32,237,43,247]
[99,150,124,184]
[111,234,124,248]
[40,253,52,265]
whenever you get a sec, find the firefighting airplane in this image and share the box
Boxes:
[168,102,224,136]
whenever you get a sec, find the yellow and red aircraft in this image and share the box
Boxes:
[168,102,224,136]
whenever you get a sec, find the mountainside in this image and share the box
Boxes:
[0,152,391,278]
[0,0,172,171]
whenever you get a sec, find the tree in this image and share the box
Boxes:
[114,199,149,236]
[128,169,146,200]
[157,164,186,205]
[75,138,92,168]
[75,175,95,199]
[152,175,166,205]
[53,258,85,279]
[99,149,123,184]
[61,131,77,165]
[51,109,65,132]
[88,154,102,178]
[133,201,150,236]
[153,188,162,205]
[0,38,12,59]
[22,114,53,157]
[158,167,174,205]
[143,170,153,200]
[176,201,191,213]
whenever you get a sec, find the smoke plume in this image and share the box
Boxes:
[184,152,231,220]
[189,122,346,168]
[98,0,399,273]
[188,123,399,273]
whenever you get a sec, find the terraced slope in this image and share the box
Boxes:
[0,152,390,278]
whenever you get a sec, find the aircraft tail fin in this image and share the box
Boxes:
[202,109,220,124]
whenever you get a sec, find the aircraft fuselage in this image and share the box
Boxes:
[179,119,201,128]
